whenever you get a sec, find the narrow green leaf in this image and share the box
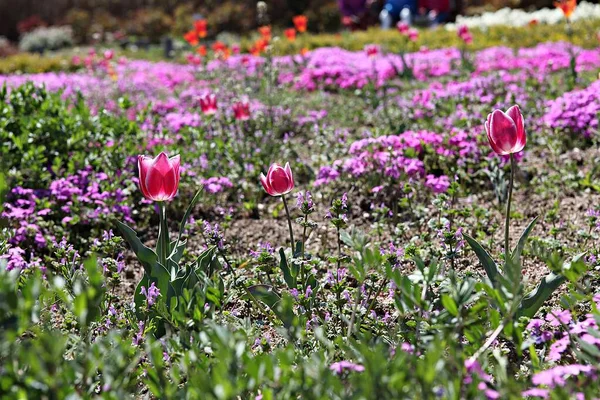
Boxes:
[171,188,203,258]
[463,233,501,288]
[511,216,538,265]
[279,248,295,288]
[441,294,458,316]
[517,273,566,318]
[115,219,170,298]
[247,285,281,309]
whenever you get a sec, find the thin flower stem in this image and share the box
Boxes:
[469,321,506,362]
[282,194,295,257]
[504,154,515,263]
[158,203,169,269]
[301,214,308,288]
[347,285,361,337]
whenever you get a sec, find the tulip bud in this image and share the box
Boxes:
[484,105,526,155]
[260,163,294,196]
[397,22,409,35]
[138,152,180,201]
[408,29,419,42]
[199,93,218,115]
[364,44,379,58]
[232,99,251,121]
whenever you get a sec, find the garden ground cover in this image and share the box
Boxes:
[1,31,600,398]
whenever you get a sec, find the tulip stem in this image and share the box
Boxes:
[158,203,169,269]
[504,154,515,263]
[281,194,295,258]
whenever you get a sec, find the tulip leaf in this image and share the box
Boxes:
[246,285,294,327]
[169,239,187,265]
[171,188,203,258]
[115,219,170,300]
[511,216,538,266]
[247,284,281,309]
[279,248,296,289]
[194,246,219,277]
[463,233,501,289]
[517,272,566,318]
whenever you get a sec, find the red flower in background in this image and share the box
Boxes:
[408,28,419,42]
[554,0,577,19]
[397,22,409,35]
[232,99,251,121]
[364,44,379,58]
[199,93,218,115]
[194,19,208,38]
[196,45,207,56]
[284,28,297,42]
[259,25,272,41]
[184,30,198,46]
[293,15,308,33]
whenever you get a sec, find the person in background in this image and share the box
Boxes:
[380,0,418,29]
[339,0,376,30]
[417,0,450,25]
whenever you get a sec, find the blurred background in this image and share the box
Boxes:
[0,0,598,63]
[0,0,593,42]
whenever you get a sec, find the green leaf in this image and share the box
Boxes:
[511,216,538,265]
[194,246,219,277]
[170,188,203,258]
[463,233,501,289]
[279,248,295,289]
[517,272,566,318]
[247,285,281,309]
[115,219,170,300]
[441,294,458,317]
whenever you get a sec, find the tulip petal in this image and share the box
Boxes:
[138,155,153,199]
[260,173,274,196]
[507,105,526,153]
[489,110,518,154]
[269,166,291,195]
[284,162,294,192]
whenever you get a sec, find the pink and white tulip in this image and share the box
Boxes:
[138,152,181,201]
[485,105,527,155]
[260,163,294,197]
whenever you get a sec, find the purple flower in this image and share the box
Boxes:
[532,364,594,388]
[329,360,365,374]
[140,282,161,307]
[546,309,572,327]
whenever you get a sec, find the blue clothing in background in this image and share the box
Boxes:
[384,0,417,18]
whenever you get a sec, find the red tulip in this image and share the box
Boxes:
[484,105,526,155]
[138,152,180,201]
[364,44,379,58]
[232,99,250,121]
[457,25,472,44]
[408,29,419,42]
[194,19,208,38]
[260,163,294,196]
[293,15,308,33]
[284,28,297,42]
[397,22,409,35]
[184,30,199,46]
[199,93,217,115]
